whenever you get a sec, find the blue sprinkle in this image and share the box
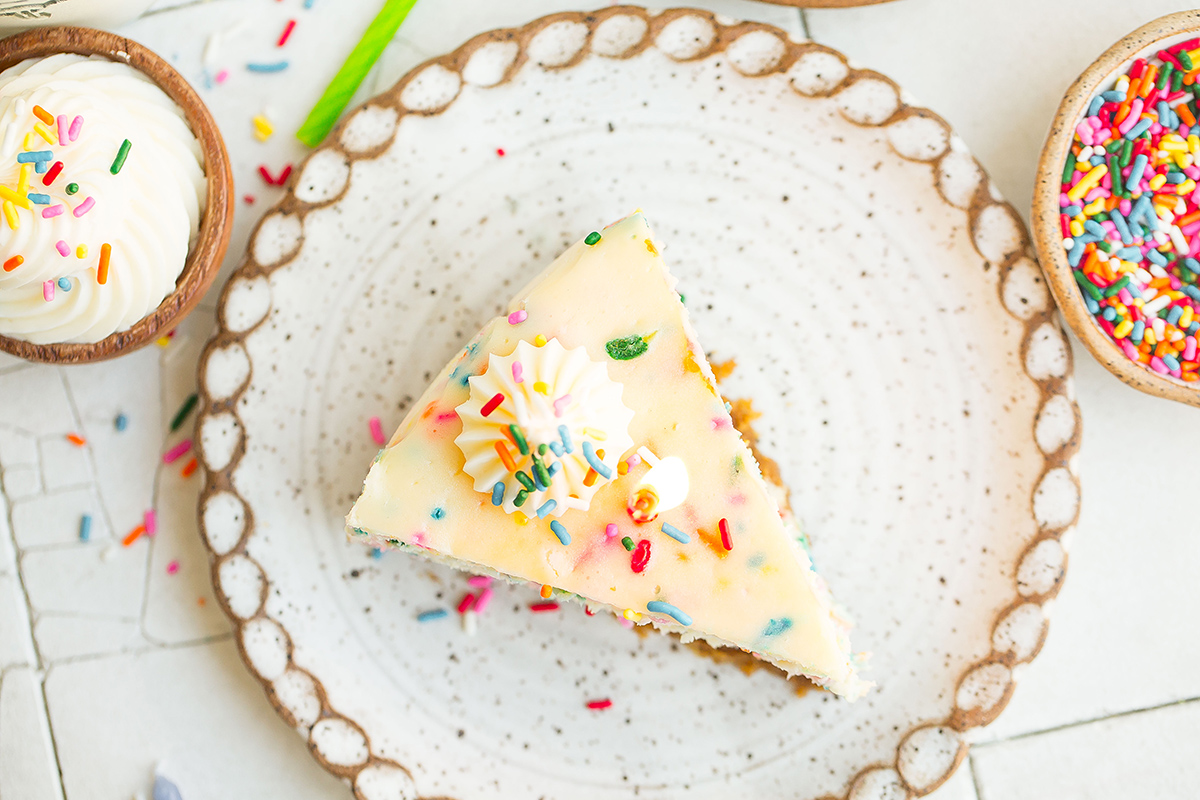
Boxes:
[724,401,732,413]
[660,522,691,544]
[1102,90,1125,102]
[304,0,315,7]
[16,150,52,163]
[557,424,573,454]
[763,618,793,637]
[246,61,289,73]
[1146,248,1167,266]
[431,506,445,520]
[491,482,504,506]
[27,193,50,205]
[57,277,71,291]
[1126,283,1143,300]
[1127,154,1148,190]
[1101,307,1116,321]
[646,600,692,626]
[1132,320,1145,344]
[1168,306,1184,326]
[1110,210,1132,244]
[547,461,561,476]
[1083,220,1105,238]
[78,514,91,542]
[153,775,183,800]
[34,160,49,174]
[1166,171,1187,185]
[1190,322,1200,335]
[1116,246,1143,262]
[114,413,128,431]
[581,441,611,479]
[1084,296,1100,315]
[369,548,382,559]
[535,499,557,518]
[1067,240,1086,267]
[1124,118,1152,140]
[1086,95,1103,117]
[549,520,570,545]
[1132,195,1158,231]
[1164,354,1182,371]
[533,468,547,491]
[548,440,564,457]
[1063,204,1083,216]
[1184,258,1200,273]
[417,609,449,623]
[1089,155,1105,167]
[1186,285,1200,302]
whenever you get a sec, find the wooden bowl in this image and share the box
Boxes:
[1032,10,1200,408]
[0,26,233,364]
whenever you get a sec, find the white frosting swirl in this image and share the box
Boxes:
[0,54,205,344]
[455,338,635,516]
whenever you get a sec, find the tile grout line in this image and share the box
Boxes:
[975,694,1200,749]
[968,752,986,800]
[798,9,811,40]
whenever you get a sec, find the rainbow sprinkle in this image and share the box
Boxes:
[646,600,692,626]
[660,522,691,544]
[1060,44,1200,382]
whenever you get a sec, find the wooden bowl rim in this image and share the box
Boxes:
[0,25,233,364]
[1032,9,1200,408]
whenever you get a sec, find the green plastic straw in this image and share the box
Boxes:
[296,0,419,147]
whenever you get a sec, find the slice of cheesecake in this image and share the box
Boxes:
[346,213,869,699]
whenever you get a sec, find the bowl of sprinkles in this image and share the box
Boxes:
[1034,10,1200,407]
[0,26,232,364]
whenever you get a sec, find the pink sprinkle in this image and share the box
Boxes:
[68,115,83,141]
[42,280,54,301]
[1150,356,1170,375]
[467,575,492,588]
[456,593,476,614]
[1120,339,1139,360]
[586,699,613,710]
[435,411,457,422]
[55,240,70,257]
[711,416,731,430]
[512,361,523,383]
[56,114,68,145]
[368,416,385,445]
[215,70,229,84]
[162,439,193,464]
[1185,336,1197,362]
[507,309,527,325]
[166,560,180,575]
[626,454,641,467]
[73,196,95,217]
[1117,288,1133,306]
[605,523,618,539]
[474,587,493,613]
[1119,198,1132,216]
[42,204,64,218]
[552,394,572,417]
[144,509,157,536]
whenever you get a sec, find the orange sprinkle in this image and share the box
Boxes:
[1185,373,1200,382]
[31,104,54,125]
[197,597,207,607]
[540,584,552,599]
[181,457,198,478]
[1113,102,1132,126]
[122,524,146,547]
[97,243,111,285]
[500,425,518,448]
[495,441,517,472]
[1180,209,1200,228]
[617,460,629,476]
[1180,103,1197,127]
[1138,65,1158,98]
[583,468,598,487]
[3,255,22,272]
[66,433,86,447]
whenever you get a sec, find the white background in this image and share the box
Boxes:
[1,0,1198,798]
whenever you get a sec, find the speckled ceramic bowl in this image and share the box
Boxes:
[0,26,233,365]
[1033,10,1200,408]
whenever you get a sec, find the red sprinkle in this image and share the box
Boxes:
[585,699,612,710]
[277,19,297,47]
[630,539,651,573]
[457,593,476,614]
[42,161,63,185]
[496,148,505,156]
[529,601,559,613]
[719,518,732,551]
[243,194,256,205]
[480,392,505,417]
[258,164,293,186]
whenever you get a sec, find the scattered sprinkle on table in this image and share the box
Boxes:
[182,457,199,478]
[585,698,613,710]
[417,608,448,623]
[529,601,559,613]
[277,19,297,47]
[78,514,91,541]
[246,61,289,73]
[115,412,128,431]
[1060,46,1200,381]
[170,393,199,432]
[123,524,146,547]
[162,439,193,464]
[474,587,494,613]
[144,509,157,536]
[368,415,386,445]
[66,433,86,447]
[166,560,180,575]
[252,114,274,142]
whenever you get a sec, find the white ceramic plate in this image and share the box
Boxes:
[196,9,1082,800]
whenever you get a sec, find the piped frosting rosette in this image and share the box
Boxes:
[455,338,634,517]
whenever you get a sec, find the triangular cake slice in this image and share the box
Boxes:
[346,213,868,699]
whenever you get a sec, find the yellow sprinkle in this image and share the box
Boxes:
[1112,319,1134,339]
[1067,164,1107,202]
[1082,198,1106,216]
[1069,219,1084,237]
[623,609,641,621]
[644,238,658,255]
[1189,135,1200,155]
[252,114,274,142]
[1178,179,1196,196]
[533,381,548,395]
[22,132,34,151]
[1160,138,1188,152]
[513,511,528,526]
[16,164,30,195]
[1149,173,1167,191]
[76,244,88,259]
[533,334,547,346]
[0,186,30,210]
[33,121,57,145]
[1144,328,1158,346]
[1181,306,1195,329]
[156,336,171,348]
[582,427,607,441]
[2,200,18,230]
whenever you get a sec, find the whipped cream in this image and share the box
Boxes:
[0,54,205,344]
[455,338,634,516]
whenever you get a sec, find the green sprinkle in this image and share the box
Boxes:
[1062,151,1076,185]
[1103,274,1131,298]
[509,424,529,455]
[169,393,199,432]
[584,231,601,246]
[533,460,551,489]
[1182,50,1196,71]
[1099,241,1115,254]
[537,443,548,456]
[110,139,132,175]
[605,334,650,361]
[621,536,634,551]
[1157,63,1173,91]
[514,471,535,491]
[65,182,79,195]
[1120,139,1133,168]
[1074,270,1103,302]
[1173,69,1185,93]
[514,489,529,507]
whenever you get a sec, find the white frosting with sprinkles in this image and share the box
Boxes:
[0,54,205,344]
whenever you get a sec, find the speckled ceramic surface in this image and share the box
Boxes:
[195,9,1081,800]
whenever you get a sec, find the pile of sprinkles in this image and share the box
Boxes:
[1060,42,1200,381]
[2,102,121,299]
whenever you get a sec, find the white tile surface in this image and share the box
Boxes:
[971,700,1200,800]
[11,488,110,548]
[21,544,145,619]
[34,615,148,663]
[0,667,64,800]
[0,571,35,670]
